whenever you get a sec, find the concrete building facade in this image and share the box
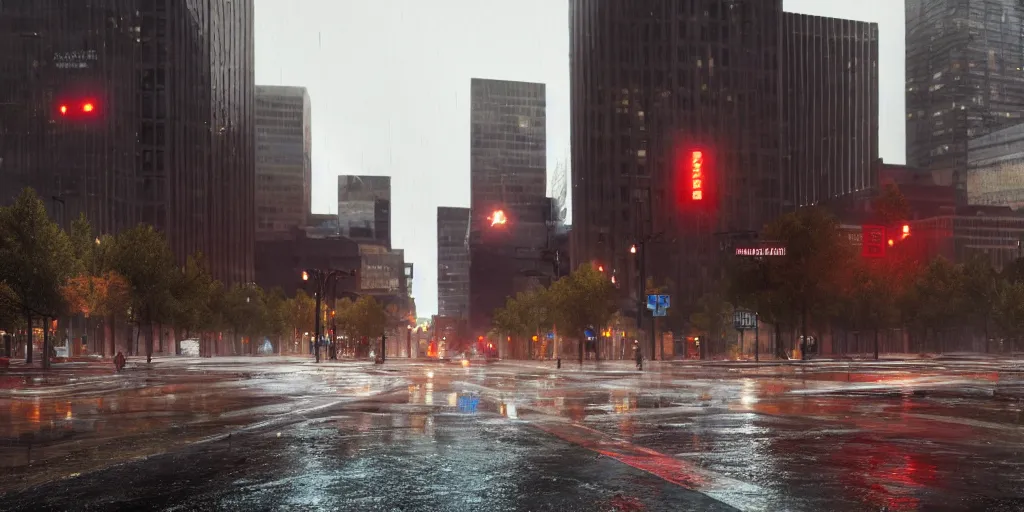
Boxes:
[437,206,470,319]
[468,78,549,335]
[0,0,140,234]
[337,175,391,248]
[906,0,1024,203]
[781,13,879,209]
[255,85,311,241]
[569,0,785,324]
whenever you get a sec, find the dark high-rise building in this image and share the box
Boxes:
[255,85,311,241]
[906,0,1024,202]
[1,1,256,285]
[468,78,548,335]
[138,0,255,285]
[0,0,140,235]
[569,0,783,320]
[337,175,391,248]
[437,206,470,319]
[781,13,879,209]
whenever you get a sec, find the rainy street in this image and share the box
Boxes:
[1,357,1023,511]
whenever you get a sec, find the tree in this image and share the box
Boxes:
[62,271,130,356]
[904,257,965,353]
[548,264,617,363]
[492,287,552,359]
[0,188,75,367]
[758,207,852,359]
[223,284,267,355]
[262,287,290,354]
[843,257,901,359]
[689,291,736,359]
[171,252,218,355]
[873,183,910,225]
[289,290,316,354]
[994,281,1024,353]
[108,224,178,362]
[962,254,998,352]
[340,295,389,344]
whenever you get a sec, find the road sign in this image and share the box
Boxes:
[646,294,670,317]
[733,310,757,330]
[861,225,886,258]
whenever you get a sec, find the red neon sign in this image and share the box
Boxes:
[690,150,703,201]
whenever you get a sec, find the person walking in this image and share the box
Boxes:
[633,339,643,371]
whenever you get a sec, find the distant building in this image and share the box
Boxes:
[255,85,311,240]
[338,175,391,248]
[254,233,360,297]
[468,78,549,336]
[781,13,879,209]
[967,123,1024,209]
[906,0,1024,203]
[437,206,470,319]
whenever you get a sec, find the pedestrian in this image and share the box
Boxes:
[114,351,126,373]
[633,339,642,371]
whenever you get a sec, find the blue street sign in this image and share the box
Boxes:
[646,294,671,317]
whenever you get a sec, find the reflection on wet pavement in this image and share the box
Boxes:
[0,357,1022,511]
[0,359,408,493]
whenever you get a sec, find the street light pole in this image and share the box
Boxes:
[302,268,355,363]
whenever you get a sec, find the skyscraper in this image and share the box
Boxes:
[781,13,879,209]
[468,78,548,335]
[437,206,470,319]
[1,1,256,285]
[255,85,311,240]
[0,0,140,235]
[337,175,391,248]
[906,0,1024,202]
[569,0,784,317]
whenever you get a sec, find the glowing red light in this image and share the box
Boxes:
[901,224,910,239]
[59,105,68,115]
[489,209,508,226]
[597,265,604,272]
[888,239,895,247]
[82,102,94,113]
[691,150,704,201]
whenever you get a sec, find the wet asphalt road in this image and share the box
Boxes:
[1,356,1023,511]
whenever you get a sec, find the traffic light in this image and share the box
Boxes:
[901,224,910,239]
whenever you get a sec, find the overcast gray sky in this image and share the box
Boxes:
[254,0,904,317]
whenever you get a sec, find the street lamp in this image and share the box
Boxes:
[300,268,356,363]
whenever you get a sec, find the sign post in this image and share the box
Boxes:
[646,295,670,360]
[733,309,757,360]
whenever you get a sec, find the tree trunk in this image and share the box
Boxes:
[873,328,880,360]
[42,316,51,370]
[774,322,785,359]
[24,311,33,364]
[134,323,141,356]
[145,321,154,364]
[800,303,808,360]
